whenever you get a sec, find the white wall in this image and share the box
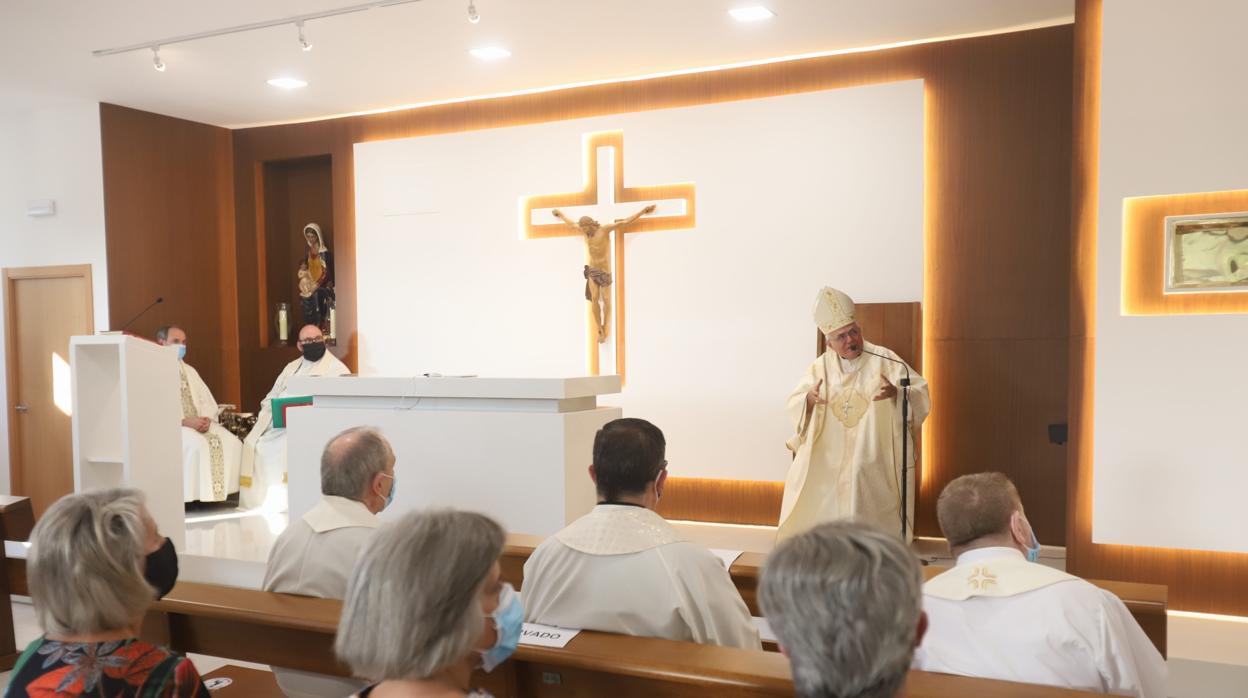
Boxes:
[0,102,110,492]
[355,80,924,481]
[1093,1,1248,552]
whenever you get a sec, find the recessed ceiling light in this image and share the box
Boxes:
[267,77,308,89]
[729,6,775,22]
[469,46,510,61]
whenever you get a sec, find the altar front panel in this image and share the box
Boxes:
[287,404,619,536]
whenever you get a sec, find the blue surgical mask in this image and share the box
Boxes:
[1025,528,1042,563]
[378,472,396,510]
[479,583,522,673]
[175,345,187,361]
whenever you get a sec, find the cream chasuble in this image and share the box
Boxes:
[263,495,377,698]
[916,547,1166,698]
[522,505,761,650]
[779,340,929,540]
[178,362,242,503]
[240,353,349,510]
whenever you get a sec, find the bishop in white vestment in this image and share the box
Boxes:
[522,419,761,650]
[780,288,930,540]
[240,325,349,511]
[156,326,243,503]
[914,473,1166,698]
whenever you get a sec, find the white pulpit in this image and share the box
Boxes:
[69,334,184,548]
[286,375,622,535]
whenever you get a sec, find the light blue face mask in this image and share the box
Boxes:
[479,583,523,673]
[175,345,187,361]
[1025,526,1042,563]
[379,472,396,510]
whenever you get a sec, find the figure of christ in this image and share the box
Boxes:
[552,204,655,342]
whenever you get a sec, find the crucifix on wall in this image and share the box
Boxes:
[522,131,696,381]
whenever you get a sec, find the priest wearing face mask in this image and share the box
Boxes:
[914,473,1166,698]
[240,324,350,511]
[10,489,205,696]
[156,324,244,504]
[263,427,397,698]
[522,418,761,650]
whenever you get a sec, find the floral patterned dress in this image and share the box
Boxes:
[4,637,208,697]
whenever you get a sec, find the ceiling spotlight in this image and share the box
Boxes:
[468,46,509,61]
[151,46,166,72]
[467,0,480,24]
[267,77,308,89]
[729,6,776,22]
[296,21,313,51]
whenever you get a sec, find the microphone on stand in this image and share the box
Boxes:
[862,348,913,540]
[119,296,164,333]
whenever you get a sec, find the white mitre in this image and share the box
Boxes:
[813,286,856,334]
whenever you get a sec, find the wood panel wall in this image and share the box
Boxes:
[100,104,240,405]
[1065,0,1248,616]
[226,25,1075,538]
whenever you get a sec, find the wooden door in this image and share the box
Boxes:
[4,265,94,516]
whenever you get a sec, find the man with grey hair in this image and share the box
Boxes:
[760,520,926,698]
[156,324,243,503]
[263,426,396,697]
[914,473,1165,698]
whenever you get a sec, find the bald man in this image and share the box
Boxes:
[240,324,349,511]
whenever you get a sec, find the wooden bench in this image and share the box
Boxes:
[201,665,285,697]
[0,495,34,670]
[134,579,1103,698]
[501,534,1169,657]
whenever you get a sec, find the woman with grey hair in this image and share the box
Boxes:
[336,509,522,697]
[760,520,926,698]
[5,488,208,697]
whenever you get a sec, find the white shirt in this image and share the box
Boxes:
[522,504,761,650]
[914,547,1167,698]
[263,495,380,598]
[263,496,378,698]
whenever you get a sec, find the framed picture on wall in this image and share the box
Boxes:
[1164,211,1248,293]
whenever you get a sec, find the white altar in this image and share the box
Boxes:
[285,375,622,536]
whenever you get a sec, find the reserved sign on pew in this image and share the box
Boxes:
[519,623,581,648]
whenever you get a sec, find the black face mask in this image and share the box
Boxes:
[144,537,179,599]
[301,341,327,362]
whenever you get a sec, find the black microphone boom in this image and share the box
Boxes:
[119,296,164,332]
[862,348,913,540]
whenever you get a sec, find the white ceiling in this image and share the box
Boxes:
[0,0,1073,129]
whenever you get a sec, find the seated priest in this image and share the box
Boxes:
[156,324,243,504]
[522,417,761,650]
[263,426,396,698]
[240,323,349,511]
[914,473,1166,698]
[760,520,925,698]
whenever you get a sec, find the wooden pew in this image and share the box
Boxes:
[136,580,1103,698]
[501,535,1169,657]
[0,495,34,670]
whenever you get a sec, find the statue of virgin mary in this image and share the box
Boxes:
[299,222,335,329]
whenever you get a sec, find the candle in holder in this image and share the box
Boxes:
[276,302,290,344]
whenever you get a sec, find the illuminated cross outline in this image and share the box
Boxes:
[522,131,696,382]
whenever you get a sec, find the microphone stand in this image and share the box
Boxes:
[863,349,911,539]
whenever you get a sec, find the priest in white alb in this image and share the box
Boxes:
[522,418,761,650]
[240,324,349,511]
[780,287,930,540]
[915,473,1166,698]
[156,325,243,503]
